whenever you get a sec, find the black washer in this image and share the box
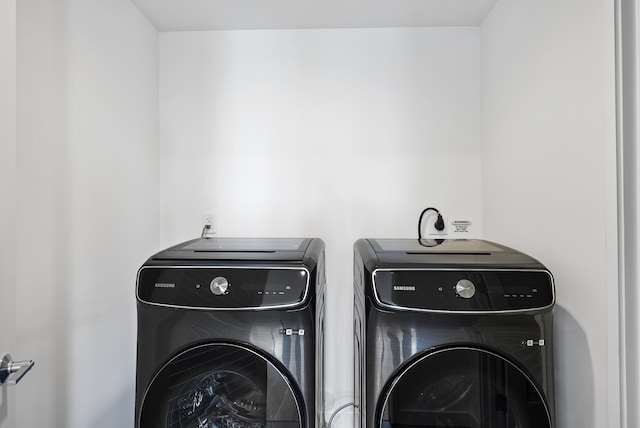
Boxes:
[354,239,555,428]
[135,237,326,428]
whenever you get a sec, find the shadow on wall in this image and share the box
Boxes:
[88,384,135,428]
[554,306,594,428]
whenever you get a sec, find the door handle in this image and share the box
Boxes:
[0,354,34,386]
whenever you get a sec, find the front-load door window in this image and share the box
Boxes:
[378,347,551,428]
[140,343,303,428]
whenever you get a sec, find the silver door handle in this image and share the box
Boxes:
[0,353,34,386]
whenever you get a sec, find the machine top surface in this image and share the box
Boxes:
[145,237,317,263]
[182,237,308,252]
[362,238,545,268]
[138,237,323,309]
[358,239,554,312]
[370,238,505,253]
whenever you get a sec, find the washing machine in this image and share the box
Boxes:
[353,238,555,428]
[135,237,325,428]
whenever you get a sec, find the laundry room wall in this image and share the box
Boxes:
[481,0,619,427]
[158,27,483,425]
[14,0,158,427]
[0,0,17,426]
[7,1,626,427]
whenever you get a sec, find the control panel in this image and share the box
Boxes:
[373,269,554,312]
[137,266,309,309]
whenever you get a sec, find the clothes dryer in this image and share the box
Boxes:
[135,237,325,428]
[354,239,555,428]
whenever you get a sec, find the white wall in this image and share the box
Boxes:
[0,0,17,426]
[6,2,623,426]
[159,27,483,425]
[15,0,158,426]
[481,0,618,427]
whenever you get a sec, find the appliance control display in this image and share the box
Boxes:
[373,269,554,312]
[138,267,309,309]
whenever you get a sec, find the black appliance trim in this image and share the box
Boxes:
[372,267,555,314]
[136,265,311,311]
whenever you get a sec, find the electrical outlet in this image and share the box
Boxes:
[429,215,448,235]
[202,213,215,234]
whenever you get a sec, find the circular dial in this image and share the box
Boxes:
[455,279,476,299]
[209,276,229,295]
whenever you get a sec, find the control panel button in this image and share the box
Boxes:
[209,276,229,295]
[455,279,476,299]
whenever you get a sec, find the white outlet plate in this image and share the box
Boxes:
[202,213,215,235]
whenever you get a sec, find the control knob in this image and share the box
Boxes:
[455,279,476,299]
[210,276,229,295]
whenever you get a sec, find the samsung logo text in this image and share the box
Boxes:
[393,285,416,291]
[154,283,176,288]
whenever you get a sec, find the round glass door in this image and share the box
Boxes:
[139,343,303,428]
[377,347,551,428]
